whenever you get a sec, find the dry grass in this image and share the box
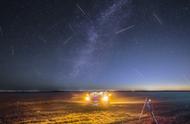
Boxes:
[0,100,142,124]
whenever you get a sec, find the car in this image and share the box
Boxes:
[84,91,111,106]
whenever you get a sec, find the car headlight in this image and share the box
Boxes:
[85,96,90,101]
[102,95,109,102]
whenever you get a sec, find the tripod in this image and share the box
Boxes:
[139,98,159,124]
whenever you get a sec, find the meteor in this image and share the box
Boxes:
[76,4,87,17]
[153,12,162,25]
[115,25,135,34]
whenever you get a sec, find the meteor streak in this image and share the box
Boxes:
[153,13,162,25]
[76,4,87,16]
[115,25,135,34]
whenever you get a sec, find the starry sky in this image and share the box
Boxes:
[0,0,190,90]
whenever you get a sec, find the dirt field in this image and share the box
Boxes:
[0,91,190,124]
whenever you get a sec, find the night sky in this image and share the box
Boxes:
[0,0,190,90]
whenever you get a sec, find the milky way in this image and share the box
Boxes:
[69,0,131,80]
